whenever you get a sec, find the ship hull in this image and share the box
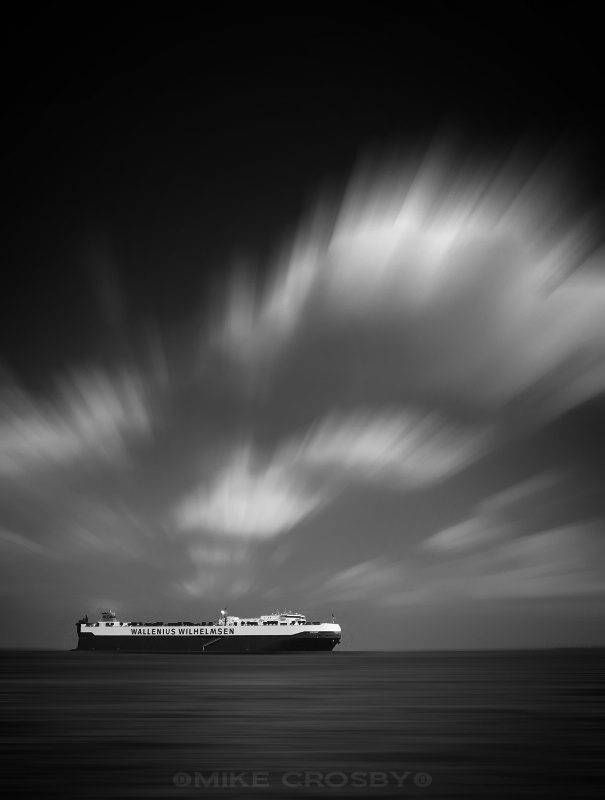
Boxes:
[76,631,340,653]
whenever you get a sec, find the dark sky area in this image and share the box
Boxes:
[1,7,604,649]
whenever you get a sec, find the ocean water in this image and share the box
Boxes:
[1,650,604,798]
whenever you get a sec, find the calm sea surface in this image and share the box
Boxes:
[1,650,604,798]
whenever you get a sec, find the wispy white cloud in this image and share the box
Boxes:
[475,474,561,517]
[174,408,489,541]
[188,543,249,566]
[421,474,561,554]
[174,568,252,601]
[211,141,605,422]
[213,203,331,367]
[174,443,326,539]
[343,523,605,609]
[0,368,155,477]
[0,528,56,559]
[461,524,605,599]
[411,521,605,603]
[304,469,605,607]
[183,541,250,596]
[284,409,490,488]
[421,518,507,554]
[322,558,409,603]
[316,483,605,608]
[320,557,436,607]
[63,499,158,561]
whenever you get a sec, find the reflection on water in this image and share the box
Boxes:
[1,650,604,798]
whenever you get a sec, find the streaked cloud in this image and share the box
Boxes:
[0,368,156,477]
[421,518,507,554]
[174,540,253,599]
[362,523,605,609]
[320,557,436,607]
[285,408,490,488]
[322,558,408,603]
[174,408,489,541]
[411,521,605,603]
[175,574,253,601]
[213,204,331,367]
[188,543,249,567]
[461,524,605,599]
[212,141,605,424]
[0,528,56,560]
[174,443,326,539]
[421,474,561,553]
[63,499,158,561]
[318,477,605,607]
[476,474,561,517]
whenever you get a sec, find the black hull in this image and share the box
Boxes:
[76,632,340,653]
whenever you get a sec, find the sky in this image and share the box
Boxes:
[2,8,605,649]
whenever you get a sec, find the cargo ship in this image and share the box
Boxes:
[74,608,341,652]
